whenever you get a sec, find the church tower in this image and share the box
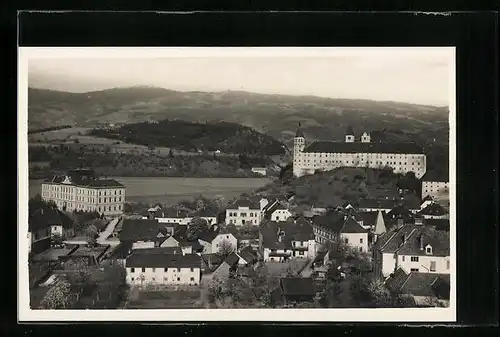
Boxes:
[345,125,355,143]
[293,123,305,177]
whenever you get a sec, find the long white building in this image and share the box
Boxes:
[292,126,427,179]
[41,169,126,216]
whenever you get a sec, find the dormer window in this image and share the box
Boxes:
[425,245,433,255]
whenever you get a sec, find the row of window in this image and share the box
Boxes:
[228,219,258,225]
[44,185,124,196]
[131,276,196,282]
[299,153,423,159]
[403,257,450,271]
[227,212,259,217]
[297,160,422,167]
[130,267,196,273]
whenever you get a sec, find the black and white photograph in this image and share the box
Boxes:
[18,47,456,322]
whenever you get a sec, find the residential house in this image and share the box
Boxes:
[385,267,450,307]
[236,245,259,266]
[420,195,435,210]
[190,206,218,225]
[263,200,293,222]
[311,211,369,253]
[417,202,449,220]
[213,252,240,279]
[159,225,204,254]
[225,198,262,226]
[373,223,450,278]
[259,218,316,262]
[125,251,202,286]
[272,277,317,307]
[142,207,191,225]
[358,198,420,214]
[119,219,161,250]
[421,170,449,200]
[28,205,75,254]
[198,225,238,254]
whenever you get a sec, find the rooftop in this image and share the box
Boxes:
[125,253,202,268]
[227,197,260,210]
[131,247,183,255]
[311,211,368,234]
[303,141,423,154]
[280,277,316,296]
[418,202,448,216]
[376,224,450,257]
[44,175,125,188]
[260,218,314,250]
[29,206,74,232]
[119,219,160,242]
[385,268,450,299]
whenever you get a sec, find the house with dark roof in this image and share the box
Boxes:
[236,246,259,266]
[125,251,202,286]
[259,218,316,262]
[358,198,420,213]
[158,225,204,254]
[28,206,75,254]
[225,197,261,226]
[271,277,317,307]
[263,200,292,222]
[384,268,450,307]
[190,206,219,225]
[421,170,449,201]
[119,219,161,250]
[213,252,241,279]
[373,223,450,278]
[292,126,427,179]
[142,207,192,225]
[417,202,449,219]
[41,171,125,216]
[198,225,238,254]
[311,211,369,253]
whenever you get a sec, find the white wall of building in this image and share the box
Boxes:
[340,232,369,253]
[270,209,292,222]
[225,206,261,226]
[126,266,200,285]
[132,241,156,250]
[422,181,449,200]
[382,253,450,277]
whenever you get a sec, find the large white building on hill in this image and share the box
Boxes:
[292,125,427,179]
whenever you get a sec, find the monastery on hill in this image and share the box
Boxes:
[292,125,427,179]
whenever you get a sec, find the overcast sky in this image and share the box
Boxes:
[27,48,453,106]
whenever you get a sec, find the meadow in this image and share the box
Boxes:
[29,176,272,206]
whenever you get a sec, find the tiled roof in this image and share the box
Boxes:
[280,277,316,296]
[346,125,355,135]
[110,241,133,259]
[192,206,219,218]
[387,205,415,221]
[422,170,449,182]
[295,125,305,138]
[126,253,202,268]
[423,219,450,231]
[418,203,448,216]
[29,206,74,232]
[237,246,258,264]
[224,252,240,268]
[260,219,314,250]
[384,267,409,293]
[44,175,125,188]
[303,141,423,154]
[198,227,221,243]
[399,272,450,298]
[149,208,190,219]
[119,219,159,241]
[311,211,367,234]
[227,198,260,210]
[131,247,183,255]
[357,211,380,225]
[377,224,450,257]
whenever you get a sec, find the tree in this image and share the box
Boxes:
[366,277,393,308]
[62,258,93,289]
[279,163,294,185]
[213,195,226,211]
[168,149,174,158]
[40,279,75,309]
[186,217,209,240]
[217,239,235,260]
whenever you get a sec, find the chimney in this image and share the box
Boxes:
[419,234,424,250]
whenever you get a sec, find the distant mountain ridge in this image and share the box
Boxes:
[28,86,450,148]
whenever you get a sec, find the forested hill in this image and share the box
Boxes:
[89,120,287,156]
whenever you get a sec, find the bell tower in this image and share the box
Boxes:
[293,123,305,177]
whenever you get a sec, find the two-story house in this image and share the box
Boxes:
[421,170,449,201]
[125,251,202,285]
[417,202,449,220]
[259,218,316,262]
[373,223,450,278]
[263,200,293,222]
[311,211,369,254]
[198,225,238,254]
[225,198,262,226]
[28,205,75,254]
[142,207,191,224]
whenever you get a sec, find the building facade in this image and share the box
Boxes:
[225,198,262,226]
[292,126,427,179]
[41,170,125,216]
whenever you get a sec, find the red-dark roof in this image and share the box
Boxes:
[227,198,260,210]
[311,211,367,234]
[44,175,124,188]
[29,206,74,232]
[418,202,448,216]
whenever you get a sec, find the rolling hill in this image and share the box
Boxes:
[27,86,450,148]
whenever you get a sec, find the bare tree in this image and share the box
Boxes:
[217,239,235,260]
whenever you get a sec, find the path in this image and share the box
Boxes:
[97,216,122,244]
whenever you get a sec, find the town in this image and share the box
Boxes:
[28,125,451,310]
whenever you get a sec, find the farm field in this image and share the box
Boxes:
[29,176,272,206]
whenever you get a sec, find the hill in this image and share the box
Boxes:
[27,86,450,149]
[88,120,286,156]
[253,167,421,213]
